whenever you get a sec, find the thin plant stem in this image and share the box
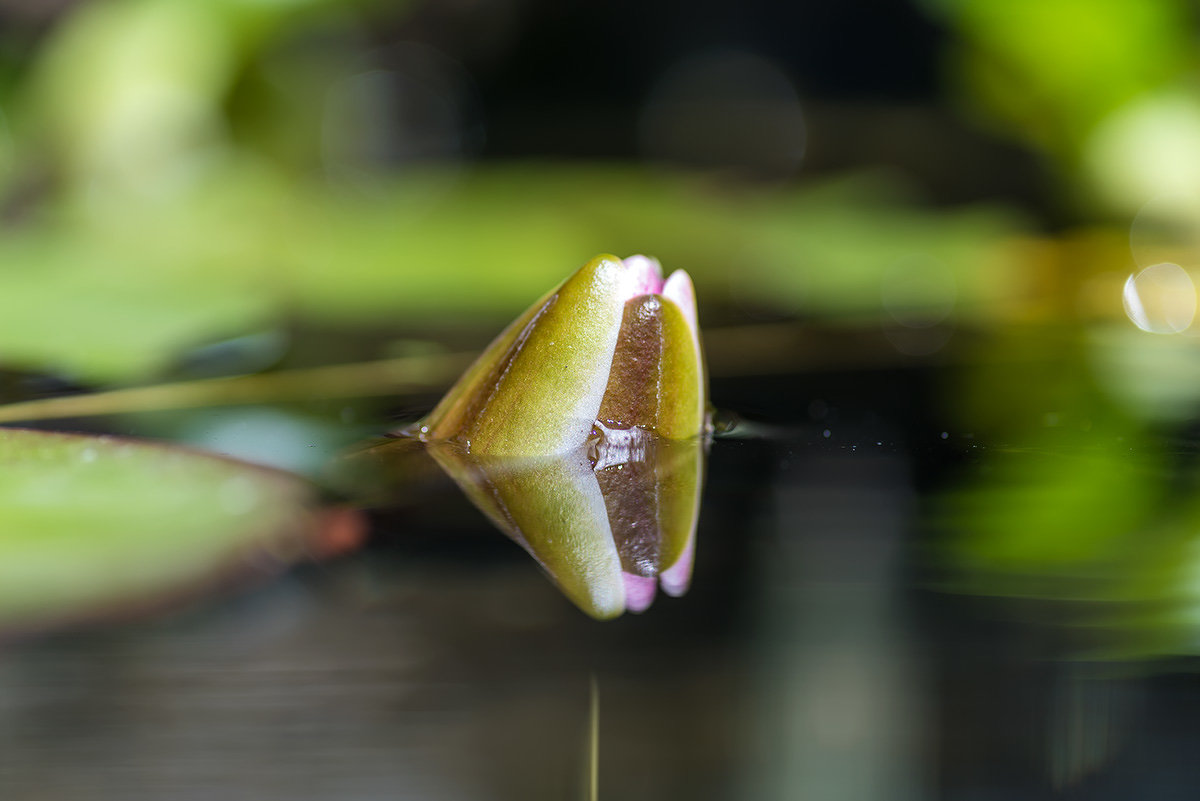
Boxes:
[0,352,477,423]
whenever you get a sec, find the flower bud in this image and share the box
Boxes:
[358,255,712,617]
[419,254,707,455]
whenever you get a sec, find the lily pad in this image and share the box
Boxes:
[0,427,318,630]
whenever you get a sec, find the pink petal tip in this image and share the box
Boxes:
[622,572,658,613]
[622,255,665,296]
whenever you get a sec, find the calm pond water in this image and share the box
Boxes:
[1,350,1199,800]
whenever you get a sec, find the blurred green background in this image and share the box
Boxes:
[0,0,1161,385]
[10,6,1200,799]
[0,0,1194,399]
[5,0,1200,652]
[0,0,1191,383]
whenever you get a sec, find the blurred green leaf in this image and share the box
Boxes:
[0,164,1022,383]
[0,231,273,381]
[927,0,1190,154]
[736,177,1021,321]
[16,0,410,194]
[0,427,317,629]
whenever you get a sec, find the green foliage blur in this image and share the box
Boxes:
[5,0,1200,652]
[0,0,1032,383]
[0,0,1195,388]
[928,0,1200,215]
[0,426,315,627]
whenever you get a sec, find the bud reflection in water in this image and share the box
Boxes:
[427,426,706,619]
[387,253,710,618]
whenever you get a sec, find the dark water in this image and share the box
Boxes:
[2,364,1200,800]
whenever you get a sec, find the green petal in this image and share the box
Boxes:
[423,254,636,456]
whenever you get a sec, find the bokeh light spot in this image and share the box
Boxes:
[1122,262,1196,334]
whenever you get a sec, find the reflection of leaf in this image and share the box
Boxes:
[0,427,316,629]
[929,422,1200,659]
[940,442,1157,574]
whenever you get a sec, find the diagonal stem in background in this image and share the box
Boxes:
[0,322,925,423]
[0,352,477,423]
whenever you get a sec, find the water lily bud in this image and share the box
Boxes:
[343,254,712,617]
[419,254,707,456]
